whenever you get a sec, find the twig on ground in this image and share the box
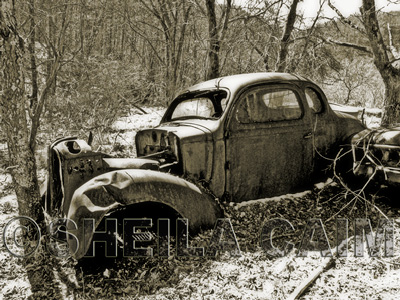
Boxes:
[287,236,353,300]
[325,197,356,223]
[332,148,389,220]
[5,165,18,172]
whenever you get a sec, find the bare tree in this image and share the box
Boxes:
[361,0,400,125]
[289,0,327,73]
[0,0,65,296]
[242,0,284,72]
[138,0,192,99]
[204,0,232,79]
[241,0,323,73]
[328,0,400,125]
[0,0,44,237]
[326,57,376,105]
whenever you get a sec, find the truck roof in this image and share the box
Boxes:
[182,72,310,96]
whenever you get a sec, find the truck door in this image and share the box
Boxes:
[225,84,314,202]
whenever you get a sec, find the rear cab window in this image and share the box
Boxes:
[236,87,303,123]
[305,87,323,114]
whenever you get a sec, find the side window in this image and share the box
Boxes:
[236,88,302,123]
[305,87,323,114]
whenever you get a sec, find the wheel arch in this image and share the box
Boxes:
[66,169,222,259]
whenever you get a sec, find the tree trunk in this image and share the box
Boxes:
[0,1,61,297]
[361,0,400,126]
[28,0,38,110]
[381,70,400,125]
[275,0,300,72]
[205,0,232,80]
[206,0,219,80]
[47,0,57,95]
[0,0,42,226]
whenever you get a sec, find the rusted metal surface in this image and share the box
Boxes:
[66,169,222,259]
[136,74,364,201]
[47,137,161,217]
[351,128,400,183]
[47,138,107,216]
[43,72,366,258]
[103,158,160,170]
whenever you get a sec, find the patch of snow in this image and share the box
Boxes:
[274,258,290,273]
[0,173,12,184]
[314,178,336,189]
[0,276,31,300]
[236,190,311,208]
[303,224,400,299]
[0,194,18,223]
[109,107,166,155]
[111,107,165,132]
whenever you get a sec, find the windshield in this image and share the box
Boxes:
[167,90,228,121]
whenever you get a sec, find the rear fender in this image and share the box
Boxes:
[66,169,222,259]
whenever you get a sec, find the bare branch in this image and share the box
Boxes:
[228,0,281,23]
[388,57,400,65]
[317,35,372,54]
[29,54,61,150]
[327,0,365,34]
[29,1,72,149]
[387,23,400,59]
[192,0,206,16]
[217,0,232,42]
[244,26,270,70]
[291,0,326,72]
[124,13,165,64]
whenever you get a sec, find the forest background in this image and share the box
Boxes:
[1,0,400,299]
[3,0,400,147]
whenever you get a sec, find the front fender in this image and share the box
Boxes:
[66,169,222,259]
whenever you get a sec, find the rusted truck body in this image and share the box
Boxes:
[351,127,400,184]
[44,73,365,258]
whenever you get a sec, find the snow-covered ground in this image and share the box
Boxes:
[2,176,399,299]
[1,107,400,299]
[0,191,32,300]
[110,107,166,152]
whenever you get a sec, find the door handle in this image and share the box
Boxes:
[303,132,313,139]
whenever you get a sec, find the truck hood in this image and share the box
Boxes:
[135,119,216,157]
[154,119,216,140]
[352,127,400,146]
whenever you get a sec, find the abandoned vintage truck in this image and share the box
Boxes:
[44,73,365,258]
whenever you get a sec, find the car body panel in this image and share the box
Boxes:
[66,169,222,259]
[224,82,314,200]
[43,72,366,259]
[137,73,364,201]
